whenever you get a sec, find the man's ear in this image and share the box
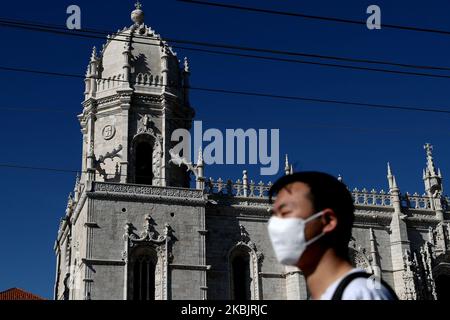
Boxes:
[321,209,338,234]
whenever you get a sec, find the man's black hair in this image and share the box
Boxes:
[269,171,355,259]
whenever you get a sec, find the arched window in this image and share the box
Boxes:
[230,248,251,300]
[131,252,157,300]
[135,142,153,185]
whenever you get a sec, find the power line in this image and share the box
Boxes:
[0,163,79,174]
[2,65,450,116]
[189,86,450,114]
[2,17,450,71]
[0,163,172,181]
[2,18,450,80]
[3,105,450,136]
[178,0,450,37]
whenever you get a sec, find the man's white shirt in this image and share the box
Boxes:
[320,268,395,300]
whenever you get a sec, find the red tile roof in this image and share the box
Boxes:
[0,288,46,300]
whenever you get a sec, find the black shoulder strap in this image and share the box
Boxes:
[331,271,399,300]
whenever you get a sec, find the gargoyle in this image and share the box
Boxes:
[169,149,199,178]
[94,145,123,178]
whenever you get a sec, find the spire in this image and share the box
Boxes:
[73,173,80,197]
[369,228,380,278]
[424,143,437,176]
[387,162,395,190]
[184,57,190,73]
[387,162,400,197]
[392,175,398,189]
[284,154,290,175]
[197,147,203,167]
[242,170,249,197]
[290,164,294,175]
[195,148,205,190]
[182,57,191,106]
[423,143,443,199]
[90,46,97,62]
[131,1,145,25]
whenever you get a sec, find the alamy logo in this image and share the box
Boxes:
[367,5,382,30]
[66,5,81,30]
[170,121,280,176]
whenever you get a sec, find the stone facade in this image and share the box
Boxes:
[53,2,450,300]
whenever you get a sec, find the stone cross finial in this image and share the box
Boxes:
[135,1,142,10]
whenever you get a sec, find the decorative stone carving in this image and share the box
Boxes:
[348,248,371,271]
[92,145,123,179]
[122,216,173,300]
[102,125,116,140]
[237,225,264,262]
[137,114,158,137]
[96,145,123,164]
[420,242,438,300]
[93,182,204,199]
[402,250,418,300]
[169,149,201,179]
[348,238,372,273]
[152,138,163,186]
[228,225,264,300]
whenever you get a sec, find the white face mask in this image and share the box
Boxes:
[267,211,325,266]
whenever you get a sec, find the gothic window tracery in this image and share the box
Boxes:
[227,225,264,300]
[123,217,173,300]
[130,247,157,300]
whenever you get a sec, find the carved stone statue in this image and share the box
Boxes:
[152,138,163,186]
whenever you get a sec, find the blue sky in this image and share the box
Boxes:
[0,0,449,298]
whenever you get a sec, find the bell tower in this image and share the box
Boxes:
[78,1,195,188]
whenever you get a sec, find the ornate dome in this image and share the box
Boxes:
[92,1,185,97]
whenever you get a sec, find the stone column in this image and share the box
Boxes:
[86,105,97,184]
[117,91,132,183]
[198,206,208,300]
[387,163,410,299]
[161,99,170,187]
[285,266,308,300]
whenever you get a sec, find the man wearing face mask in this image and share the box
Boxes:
[267,171,398,300]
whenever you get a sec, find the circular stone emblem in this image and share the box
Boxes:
[102,125,116,140]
